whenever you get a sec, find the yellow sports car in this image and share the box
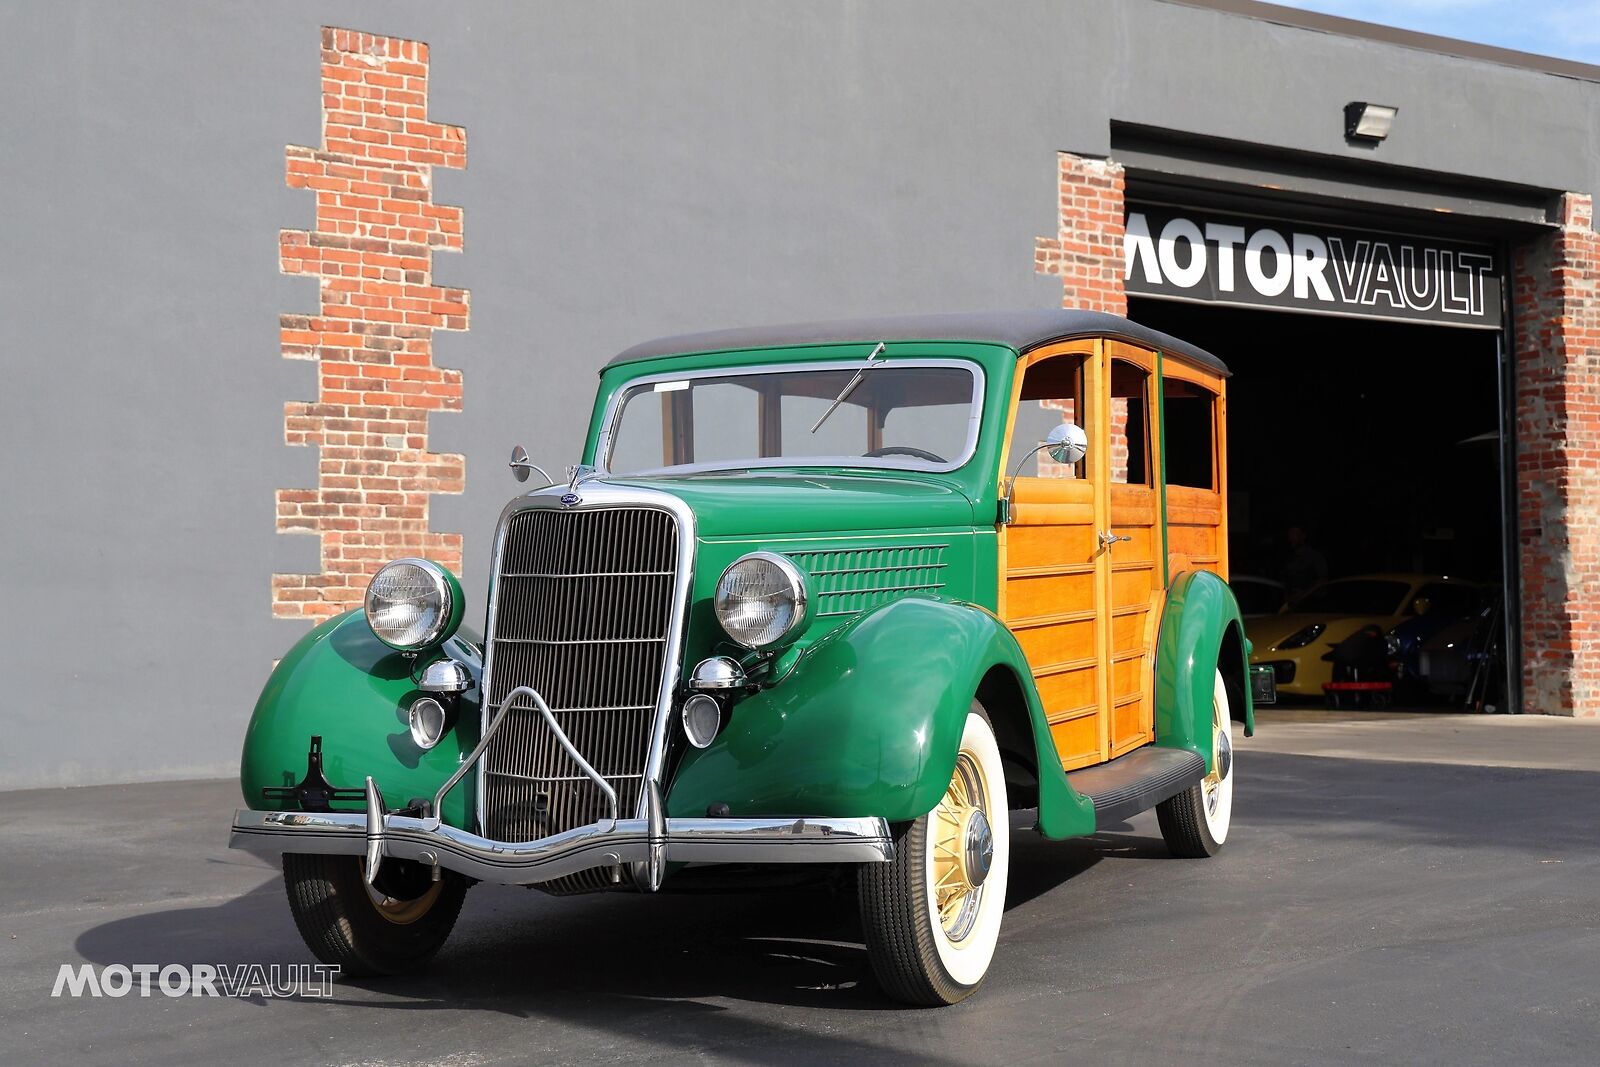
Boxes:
[1246,574,1478,698]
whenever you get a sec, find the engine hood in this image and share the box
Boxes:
[593,470,978,538]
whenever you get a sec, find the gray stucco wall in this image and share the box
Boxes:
[2,0,1596,788]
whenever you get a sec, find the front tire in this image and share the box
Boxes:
[282,854,469,977]
[858,703,1010,1005]
[1156,668,1235,858]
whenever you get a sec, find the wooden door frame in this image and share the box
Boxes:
[1102,341,1163,758]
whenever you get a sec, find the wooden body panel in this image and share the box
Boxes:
[998,335,1227,772]
[1167,484,1225,578]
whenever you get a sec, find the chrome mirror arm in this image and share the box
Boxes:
[509,445,553,486]
[1000,440,1057,526]
[1000,423,1088,525]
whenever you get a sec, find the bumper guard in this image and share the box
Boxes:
[229,684,893,887]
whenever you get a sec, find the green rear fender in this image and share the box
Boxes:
[1154,569,1254,774]
[239,610,482,830]
[665,596,1097,837]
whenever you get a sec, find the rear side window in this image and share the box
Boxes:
[1109,360,1150,486]
[1163,380,1215,490]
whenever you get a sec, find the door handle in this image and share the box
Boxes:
[1097,530,1132,552]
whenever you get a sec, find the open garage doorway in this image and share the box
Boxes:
[1129,297,1513,712]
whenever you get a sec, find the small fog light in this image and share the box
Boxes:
[409,696,448,750]
[689,656,747,691]
[681,694,722,749]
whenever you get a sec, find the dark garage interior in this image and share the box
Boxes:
[1130,298,1505,587]
[1131,297,1510,707]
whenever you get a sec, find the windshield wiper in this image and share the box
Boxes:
[809,342,885,434]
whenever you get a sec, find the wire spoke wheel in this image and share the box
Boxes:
[362,862,445,926]
[929,753,990,943]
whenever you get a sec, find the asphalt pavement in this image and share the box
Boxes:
[3,710,1598,1066]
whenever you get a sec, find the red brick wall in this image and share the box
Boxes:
[1035,152,1128,316]
[274,28,468,622]
[1513,193,1600,718]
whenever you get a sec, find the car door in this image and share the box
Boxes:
[1000,341,1109,771]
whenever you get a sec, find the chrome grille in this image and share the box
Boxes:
[480,505,679,853]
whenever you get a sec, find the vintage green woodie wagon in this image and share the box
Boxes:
[231,309,1260,1005]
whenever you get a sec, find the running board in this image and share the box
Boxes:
[1065,746,1206,828]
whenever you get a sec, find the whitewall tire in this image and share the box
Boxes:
[858,703,1010,1005]
[1156,668,1235,858]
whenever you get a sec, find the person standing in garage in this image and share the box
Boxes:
[1283,524,1328,605]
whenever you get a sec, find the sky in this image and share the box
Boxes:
[1271,1,1600,64]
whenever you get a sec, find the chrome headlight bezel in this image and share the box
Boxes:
[713,551,811,650]
[408,695,450,750]
[364,558,464,652]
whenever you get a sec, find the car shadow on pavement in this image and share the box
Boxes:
[72,830,1120,1022]
[82,751,1579,1019]
[86,749,1581,1025]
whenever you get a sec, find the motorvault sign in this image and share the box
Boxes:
[1124,205,1503,329]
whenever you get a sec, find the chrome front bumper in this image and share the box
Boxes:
[229,805,894,887]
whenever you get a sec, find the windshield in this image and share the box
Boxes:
[1291,579,1411,616]
[604,362,980,475]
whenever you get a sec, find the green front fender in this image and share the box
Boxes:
[665,596,1097,837]
[1153,570,1254,774]
[239,610,482,830]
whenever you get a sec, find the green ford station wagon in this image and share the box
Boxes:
[231,309,1263,1005]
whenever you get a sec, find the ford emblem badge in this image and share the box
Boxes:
[559,492,581,508]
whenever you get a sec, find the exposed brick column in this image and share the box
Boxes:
[1035,152,1128,316]
[1514,193,1600,718]
[274,28,468,622]
[1036,152,1131,479]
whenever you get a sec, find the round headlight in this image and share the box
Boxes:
[713,552,809,649]
[408,696,449,750]
[364,558,462,651]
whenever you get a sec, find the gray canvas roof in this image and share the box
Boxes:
[606,309,1229,376]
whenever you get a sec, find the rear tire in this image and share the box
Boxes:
[1157,669,1235,858]
[282,854,469,977]
[858,703,1009,1005]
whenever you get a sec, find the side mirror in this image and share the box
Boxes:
[1001,422,1090,525]
[1410,596,1432,617]
[1045,422,1088,466]
[508,445,551,485]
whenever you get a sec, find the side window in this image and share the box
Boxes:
[1109,360,1150,486]
[1008,355,1086,479]
[1163,380,1216,490]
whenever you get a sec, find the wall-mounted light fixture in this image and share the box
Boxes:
[1344,101,1398,143]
